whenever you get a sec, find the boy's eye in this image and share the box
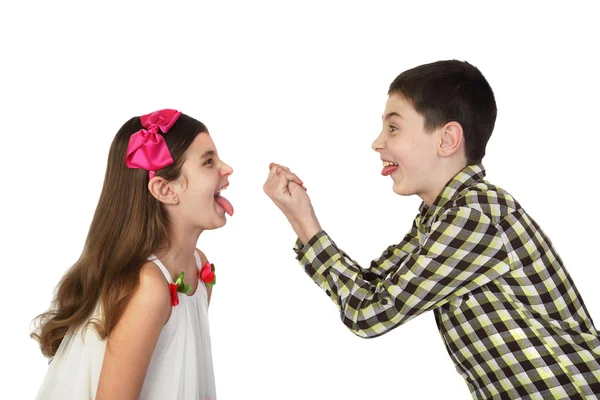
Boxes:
[204,158,214,166]
[390,125,398,132]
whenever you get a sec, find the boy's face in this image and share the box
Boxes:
[372,93,441,199]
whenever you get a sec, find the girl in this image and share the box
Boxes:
[31,109,234,400]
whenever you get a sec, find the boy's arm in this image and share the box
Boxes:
[294,215,421,280]
[293,206,511,338]
[368,215,421,278]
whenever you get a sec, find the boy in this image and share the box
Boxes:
[263,60,600,399]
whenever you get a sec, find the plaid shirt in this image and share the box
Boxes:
[294,164,600,399]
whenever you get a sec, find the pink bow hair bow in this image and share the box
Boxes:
[125,109,182,179]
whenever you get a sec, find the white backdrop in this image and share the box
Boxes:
[2,1,599,399]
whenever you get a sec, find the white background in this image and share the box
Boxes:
[2,1,599,399]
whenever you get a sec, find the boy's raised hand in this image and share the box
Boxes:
[263,162,322,244]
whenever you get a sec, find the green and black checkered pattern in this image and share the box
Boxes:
[294,164,600,399]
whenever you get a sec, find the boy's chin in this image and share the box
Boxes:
[392,182,415,196]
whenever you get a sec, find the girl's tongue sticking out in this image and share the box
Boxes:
[215,192,234,216]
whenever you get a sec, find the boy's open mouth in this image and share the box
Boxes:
[381,160,398,176]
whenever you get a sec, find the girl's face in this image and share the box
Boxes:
[175,132,234,230]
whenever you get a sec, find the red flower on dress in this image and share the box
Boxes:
[169,283,180,306]
[169,272,192,306]
[200,261,216,286]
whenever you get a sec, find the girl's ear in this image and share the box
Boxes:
[148,177,180,204]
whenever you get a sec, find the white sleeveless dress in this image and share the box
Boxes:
[35,252,216,400]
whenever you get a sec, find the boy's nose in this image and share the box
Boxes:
[372,133,384,152]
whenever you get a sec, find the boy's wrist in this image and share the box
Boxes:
[291,215,321,245]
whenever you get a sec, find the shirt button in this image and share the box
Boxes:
[381,298,388,305]
[326,290,331,296]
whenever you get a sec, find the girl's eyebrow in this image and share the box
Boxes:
[200,150,216,159]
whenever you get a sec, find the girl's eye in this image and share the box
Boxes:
[204,158,214,166]
[390,125,398,133]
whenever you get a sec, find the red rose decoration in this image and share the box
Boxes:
[200,261,216,286]
[169,283,180,306]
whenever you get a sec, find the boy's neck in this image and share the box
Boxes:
[419,162,469,206]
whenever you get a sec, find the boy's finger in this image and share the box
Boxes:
[270,162,286,170]
[270,162,303,186]
[270,162,292,172]
[281,171,303,186]
[289,181,308,193]
[276,172,291,196]
[268,164,278,178]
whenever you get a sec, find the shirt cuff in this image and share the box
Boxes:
[292,230,343,277]
[293,230,326,258]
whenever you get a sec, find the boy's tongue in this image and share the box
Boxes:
[215,195,234,216]
[381,165,398,176]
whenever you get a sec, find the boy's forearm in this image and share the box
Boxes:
[293,208,511,338]
[294,232,390,338]
[290,215,322,245]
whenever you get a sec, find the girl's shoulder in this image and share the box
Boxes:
[136,261,171,311]
[140,260,171,284]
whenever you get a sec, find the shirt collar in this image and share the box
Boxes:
[419,163,486,223]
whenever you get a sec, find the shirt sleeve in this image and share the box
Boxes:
[293,214,421,280]
[368,215,421,279]
[293,206,511,338]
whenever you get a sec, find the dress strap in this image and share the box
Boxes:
[193,250,202,269]
[147,254,173,283]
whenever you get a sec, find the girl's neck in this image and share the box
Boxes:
[154,225,203,277]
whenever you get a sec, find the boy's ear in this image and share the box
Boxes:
[438,121,464,157]
[148,177,180,205]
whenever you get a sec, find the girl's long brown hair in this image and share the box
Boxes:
[31,113,206,357]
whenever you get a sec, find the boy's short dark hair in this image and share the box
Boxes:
[388,60,497,165]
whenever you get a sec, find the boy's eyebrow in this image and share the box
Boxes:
[382,112,403,120]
